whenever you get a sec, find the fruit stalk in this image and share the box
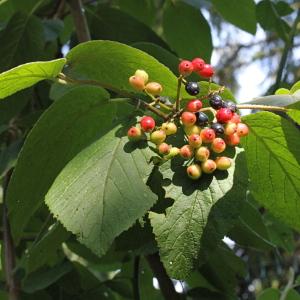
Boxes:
[175,75,183,111]
[236,104,288,112]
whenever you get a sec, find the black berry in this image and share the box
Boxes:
[185,82,200,96]
[196,112,209,125]
[211,122,224,135]
[222,101,237,112]
[209,94,223,109]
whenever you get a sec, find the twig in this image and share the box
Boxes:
[175,76,183,111]
[280,268,295,300]
[236,104,288,112]
[67,0,91,42]
[145,253,181,300]
[133,256,141,300]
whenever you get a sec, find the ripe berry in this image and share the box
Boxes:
[181,112,196,127]
[195,146,210,162]
[161,122,177,135]
[211,138,226,153]
[216,108,233,123]
[180,145,194,159]
[236,123,249,137]
[186,99,202,112]
[224,122,237,136]
[145,82,163,95]
[201,159,217,174]
[187,164,202,180]
[165,147,180,159]
[158,143,170,155]
[198,64,214,78]
[222,101,237,112]
[192,57,205,72]
[215,157,231,170]
[178,60,194,76]
[184,124,201,136]
[127,127,142,141]
[188,134,202,148]
[211,123,224,136]
[129,75,145,91]
[200,128,216,143]
[209,94,223,109]
[185,82,200,96]
[134,69,149,84]
[230,113,241,124]
[196,112,209,126]
[225,133,240,146]
[150,130,166,145]
[140,116,155,132]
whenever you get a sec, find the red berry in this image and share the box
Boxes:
[230,113,241,124]
[127,127,142,141]
[201,159,217,174]
[216,108,233,123]
[186,99,203,112]
[180,145,194,159]
[192,57,205,72]
[195,146,210,162]
[188,134,202,148]
[187,164,202,180]
[225,133,240,146]
[178,60,194,76]
[158,143,171,155]
[224,122,237,136]
[211,138,226,153]
[236,123,249,137]
[140,116,155,132]
[181,112,197,127]
[215,157,231,170]
[200,128,216,143]
[129,75,145,91]
[150,130,166,145]
[198,64,214,78]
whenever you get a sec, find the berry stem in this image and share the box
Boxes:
[236,104,288,112]
[175,75,183,112]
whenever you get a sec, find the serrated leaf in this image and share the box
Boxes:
[7,86,112,242]
[149,149,248,279]
[0,59,66,99]
[212,0,257,34]
[65,40,180,98]
[241,112,300,232]
[162,1,212,61]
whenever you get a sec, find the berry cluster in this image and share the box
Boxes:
[126,58,249,180]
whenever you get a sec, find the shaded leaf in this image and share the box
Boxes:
[257,288,280,300]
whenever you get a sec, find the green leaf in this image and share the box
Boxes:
[65,40,179,98]
[287,109,300,124]
[257,288,280,300]
[0,58,66,99]
[212,0,257,34]
[275,88,290,95]
[286,289,300,300]
[275,1,294,16]
[45,115,157,257]
[7,86,111,242]
[0,12,44,72]
[244,94,300,107]
[149,149,248,279]
[290,81,300,94]
[162,1,212,61]
[241,112,300,232]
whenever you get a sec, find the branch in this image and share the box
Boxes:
[133,256,141,300]
[280,268,294,300]
[145,253,181,300]
[67,0,91,42]
[236,104,288,112]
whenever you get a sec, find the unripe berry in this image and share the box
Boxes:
[192,57,205,72]
[224,122,237,136]
[184,124,201,136]
[185,82,200,96]
[150,130,166,145]
[158,143,170,155]
[178,60,194,76]
[209,94,223,110]
[211,123,224,136]
[129,75,145,91]
[186,99,202,112]
[201,159,217,174]
[140,116,155,132]
[200,128,216,143]
[196,112,209,126]
[161,122,177,135]
[195,146,210,162]
[134,69,149,84]
[230,113,241,124]
[211,138,226,153]
[145,82,163,95]
[188,134,202,148]
[165,147,180,159]
[225,133,240,146]
[236,123,249,137]
[198,64,214,78]
[215,157,232,170]
[181,112,196,127]
[187,164,202,180]
[216,108,233,123]
[180,145,194,159]
[127,127,142,141]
